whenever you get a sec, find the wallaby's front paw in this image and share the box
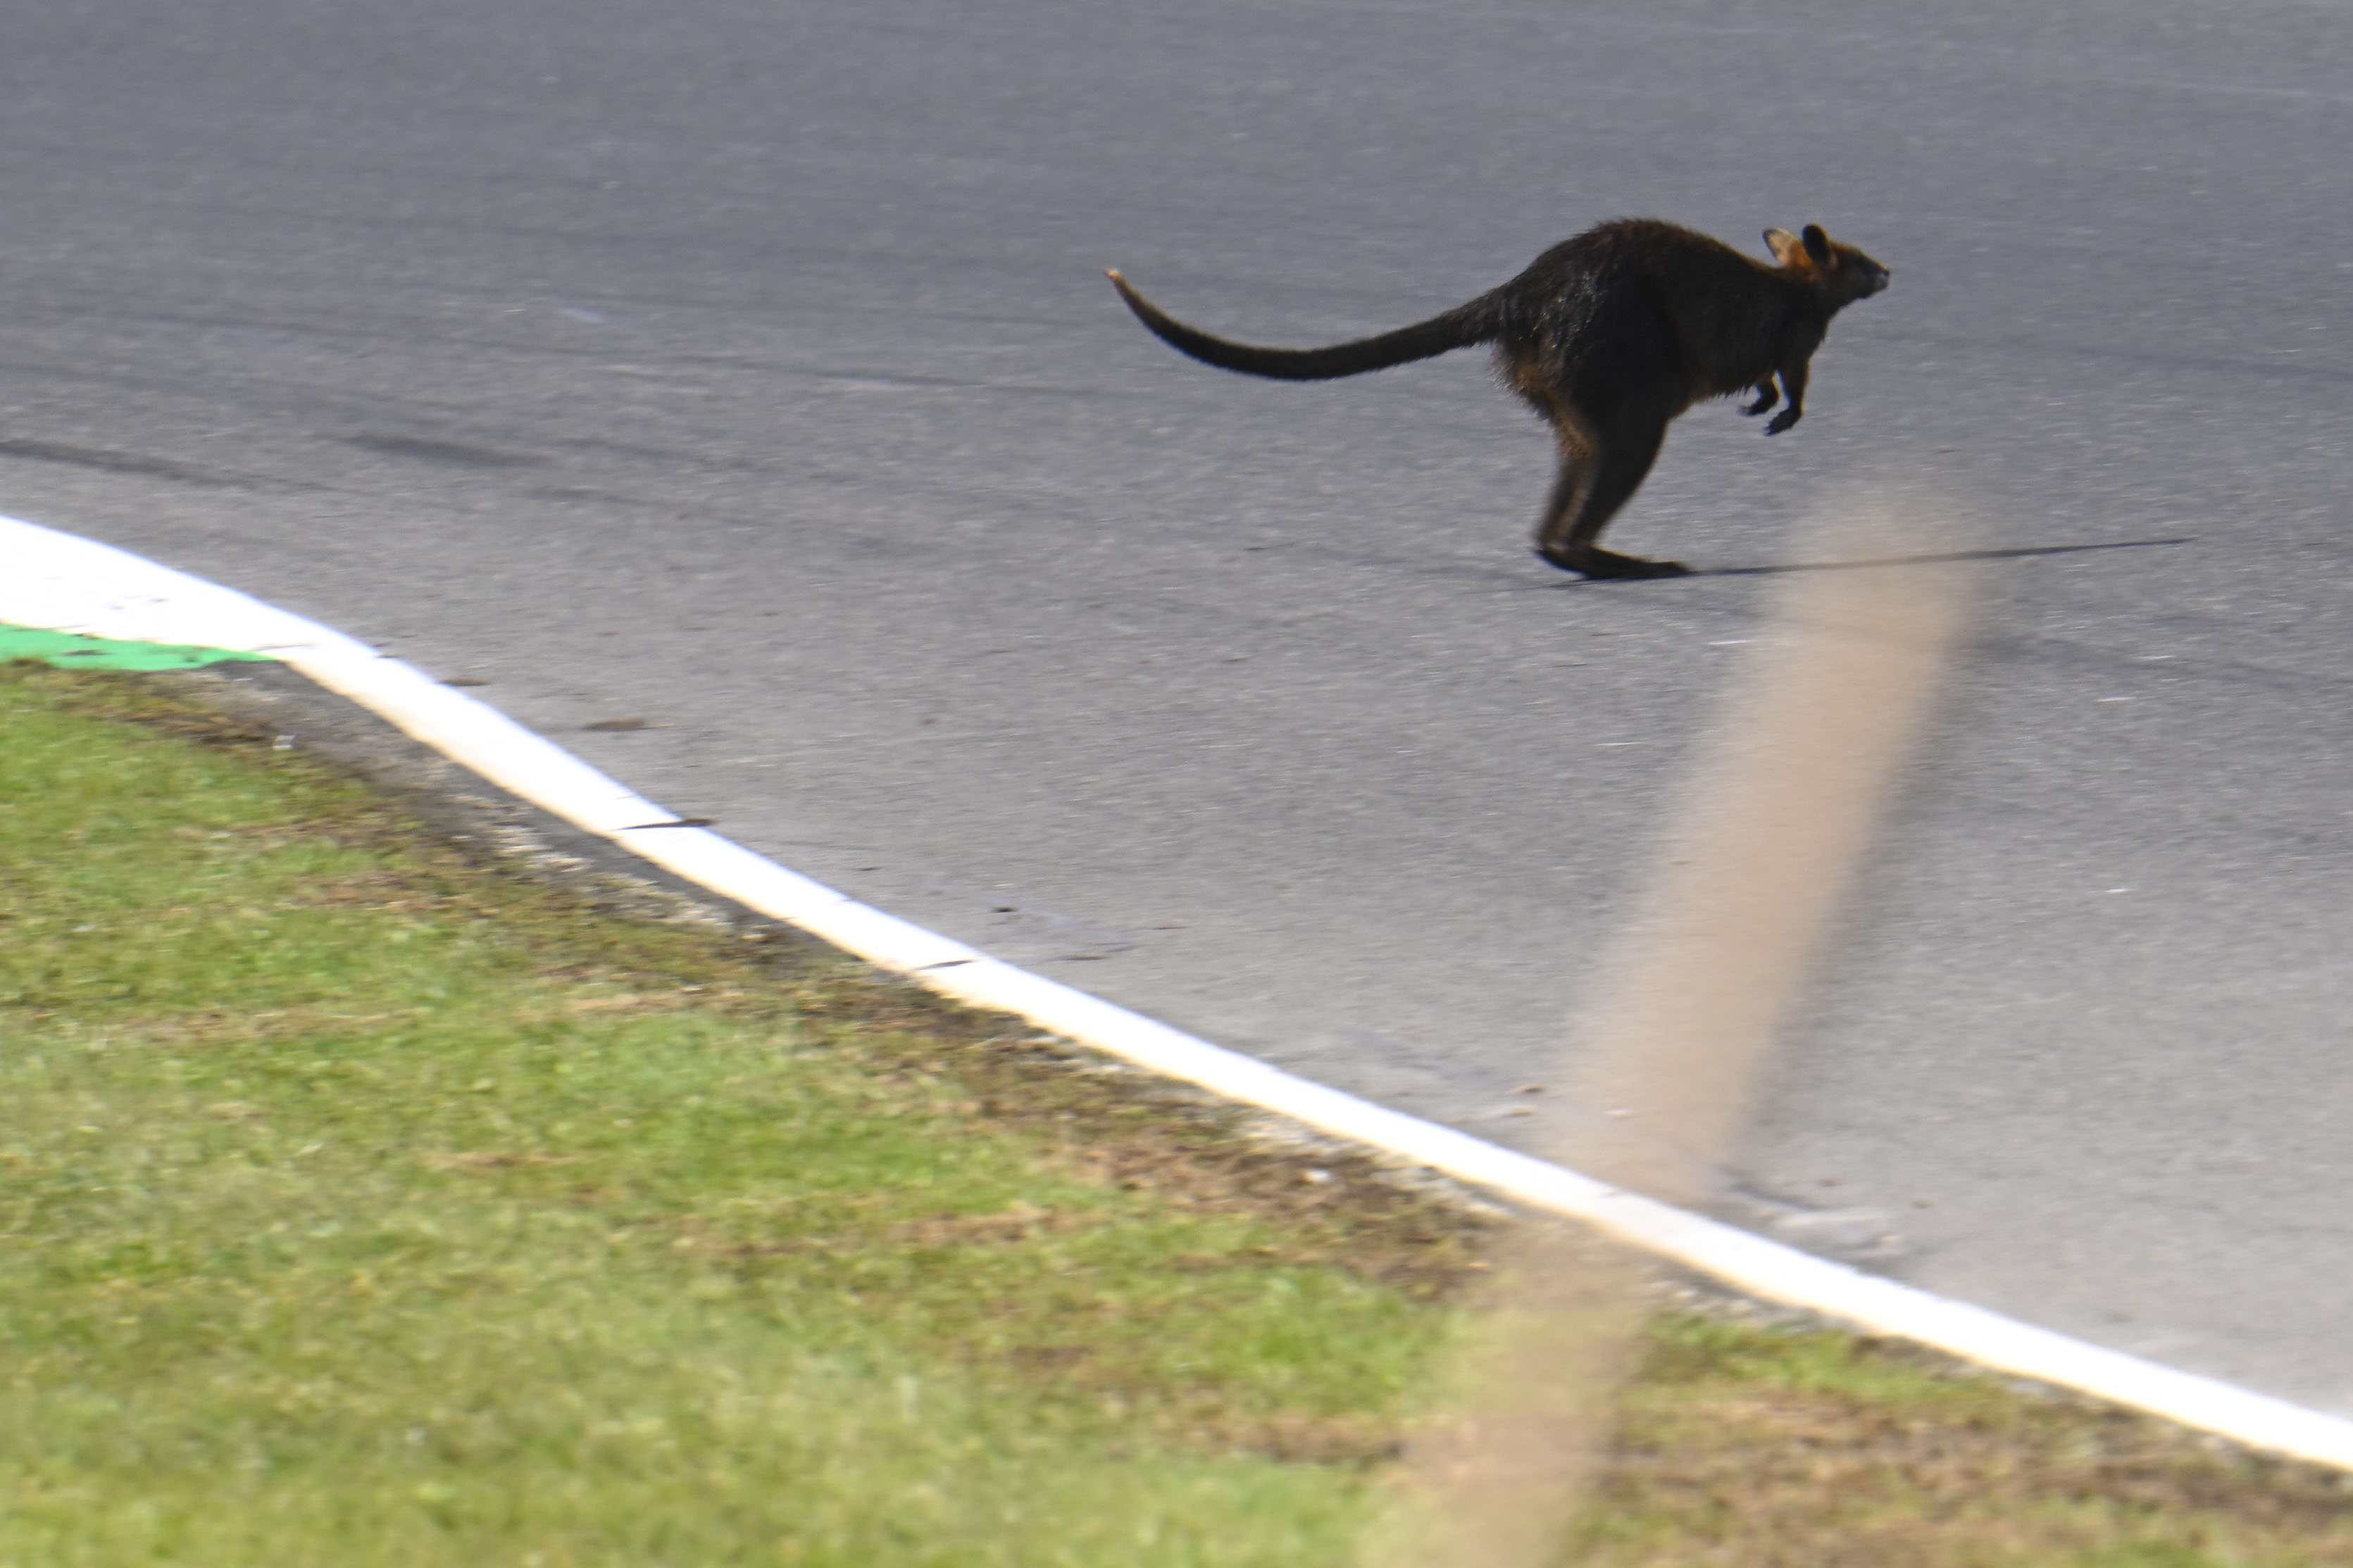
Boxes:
[1741,388,1779,417]
[1765,407,1802,435]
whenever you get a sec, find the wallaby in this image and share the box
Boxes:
[1107,219,1890,579]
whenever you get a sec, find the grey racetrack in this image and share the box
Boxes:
[4,1,2350,1412]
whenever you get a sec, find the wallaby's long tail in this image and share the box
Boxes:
[1106,270,1498,382]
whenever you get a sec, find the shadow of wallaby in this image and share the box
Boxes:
[1692,537,2192,578]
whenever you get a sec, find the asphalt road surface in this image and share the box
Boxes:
[5,0,2350,1412]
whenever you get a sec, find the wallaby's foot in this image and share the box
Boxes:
[1535,544,1692,579]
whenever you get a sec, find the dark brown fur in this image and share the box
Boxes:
[1108,218,1890,578]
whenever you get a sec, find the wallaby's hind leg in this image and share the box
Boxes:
[1530,409,1683,579]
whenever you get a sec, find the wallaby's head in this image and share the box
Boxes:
[1764,225,1891,306]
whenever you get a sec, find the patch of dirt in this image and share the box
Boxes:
[419,1150,583,1173]
[891,1201,1090,1249]
[1195,1410,1404,1466]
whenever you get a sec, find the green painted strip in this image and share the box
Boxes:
[0,623,279,672]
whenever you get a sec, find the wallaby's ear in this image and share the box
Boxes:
[1801,224,1833,264]
[1764,228,1804,265]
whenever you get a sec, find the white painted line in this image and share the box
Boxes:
[7,510,2352,1472]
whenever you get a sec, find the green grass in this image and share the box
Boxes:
[0,666,1427,1566]
[4,660,2351,1567]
